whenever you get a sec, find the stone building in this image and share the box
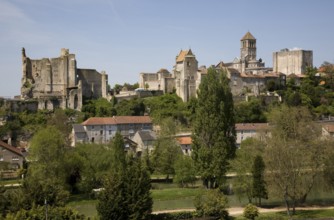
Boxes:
[21,48,108,110]
[273,48,313,75]
[139,49,201,102]
[223,32,271,74]
[71,116,153,146]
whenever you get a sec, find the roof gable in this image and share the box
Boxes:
[176,49,194,63]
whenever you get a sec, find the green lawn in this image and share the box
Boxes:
[66,180,334,219]
[233,209,334,220]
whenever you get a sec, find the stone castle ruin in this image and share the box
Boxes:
[21,48,108,110]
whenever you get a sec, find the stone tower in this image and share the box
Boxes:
[174,49,198,102]
[240,32,257,62]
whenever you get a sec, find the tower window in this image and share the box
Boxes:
[187,61,190,67]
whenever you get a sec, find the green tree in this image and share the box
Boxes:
[265,106,326,216]
[235,98,267,123]
[114,98,146,116]
[231,138,264,203]
[151,118,182,179]
[192,68,236,188]
[252,155,267,206]
[174,155,197,187]
[97,133,152,220]
[143,94,188,125]
[23,126,69,207]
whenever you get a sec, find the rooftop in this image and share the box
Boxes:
[82,116,152,126]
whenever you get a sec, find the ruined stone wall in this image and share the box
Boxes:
[20,48,108,110]
[77,69,105,99]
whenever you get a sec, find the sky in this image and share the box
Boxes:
[1,0,334,97]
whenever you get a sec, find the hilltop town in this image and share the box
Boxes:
[0,32,334,219]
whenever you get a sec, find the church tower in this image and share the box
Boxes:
[240,32,257,62]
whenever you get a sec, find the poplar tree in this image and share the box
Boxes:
[192,67,236,188]
[252,155,267,206]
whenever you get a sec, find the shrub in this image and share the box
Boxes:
[243,203,259,220]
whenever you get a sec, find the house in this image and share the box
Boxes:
[176,135,192,156]
[322,124,334,137]
[72,116,153,146]
[0,141,25,169]
[123,137,138,155]
[235,123,270,147]
[132,130,156,155]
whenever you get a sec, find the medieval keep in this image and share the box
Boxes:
[21,48,108,110]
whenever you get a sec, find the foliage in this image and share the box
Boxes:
[96,133,152,220]
[81,98,115,119]
[235,98,267,123]
[323,145,334,189]
[5,205,85,220]
[16,126,70,209]
[192,68,236,188]
[151,118,183,179]
[243,203,259,220]
[264,105,326,215]
[231,138,264,203]
[173,155,197,187]
[72,143,114,193]
[194,189,229,219]
[144,93,189,125]
[252,155,268,206]
[114,98,146,116]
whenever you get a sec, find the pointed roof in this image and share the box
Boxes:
[176,49,194,62]
[241,32,256,40]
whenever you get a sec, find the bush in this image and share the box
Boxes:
[5,205,85,219]
[194,189,229,219]
[243,203,259,220]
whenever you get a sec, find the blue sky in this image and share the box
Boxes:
[1,0,334,97]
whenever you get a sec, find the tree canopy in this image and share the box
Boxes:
[192,67,236,188]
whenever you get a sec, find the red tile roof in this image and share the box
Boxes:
[235,123,269,131]
[324,124,334,133]
[82,116,152,126]
[0,141,24,156]
[176,136,192,145]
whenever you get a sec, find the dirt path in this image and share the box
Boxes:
[153,206,334,216]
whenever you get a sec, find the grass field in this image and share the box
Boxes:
[233,209,334,220]
[66,180,334,219]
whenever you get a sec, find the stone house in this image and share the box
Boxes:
[235,123,270,147]
[0,141,25,169]
[176,135,192,156]
[322,124,334,137]
[71,116,153,146]
[132,130,156,155]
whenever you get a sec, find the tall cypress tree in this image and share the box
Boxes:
[97,133,152,220]
[252,155,267,206]
[192,67,236,188]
